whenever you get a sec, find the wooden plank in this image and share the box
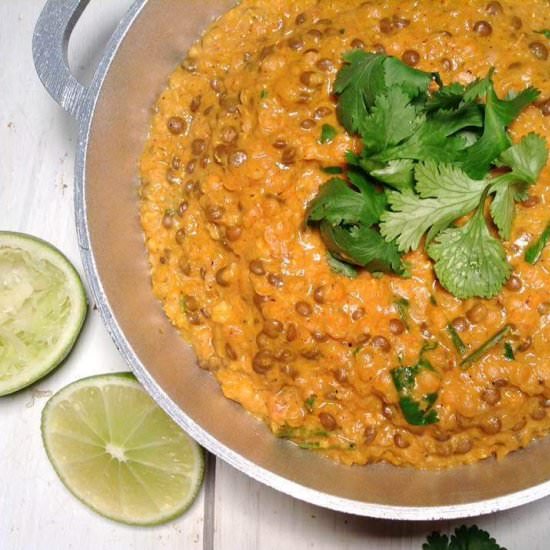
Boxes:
[213,457,550,550]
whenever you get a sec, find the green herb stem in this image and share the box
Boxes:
[447,323,467,355]
[460,324,511,368]
[525,223,550,264]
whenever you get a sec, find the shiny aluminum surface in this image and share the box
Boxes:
[33,0,550,520]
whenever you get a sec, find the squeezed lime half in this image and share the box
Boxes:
[41,373,205,525]
[0,232,87,396]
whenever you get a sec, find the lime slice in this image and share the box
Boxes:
[0,231,87,396]
[41,373,205,525]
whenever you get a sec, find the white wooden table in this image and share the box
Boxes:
[1,2,549,548]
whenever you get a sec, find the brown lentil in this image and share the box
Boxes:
[319,412,338,430]
[175,229,186,245]
[229,150,248,167]
[210,78,225,93]
[531,407,547,421]
[518,337,532,352]
[466,303,488,323]
[351,38,365,49]
[191,139,206,156]
[263,319,284,338]
[505,275,523,291]
[379,17,394,34]
[286,323,298,342]
[521,195,541,207]
[281,147,297,165]
[167,116,186,135]
[205,204,225,222]
[313,285,327,304]
[226,225,242,241]
[316,58,335,71]
[190,95,202,112]
[451,317,468,333]
[529,42,548,61]
[225,343,238,360]
[267,273,284,288]
[312,330,328,342]
[215,266,232,287]
[481,416,502,434]
[221,126,238,143]
[300,118,316,129]
[351,308,365,321]
[249,259,265,275]
[295,301,313,317]
[394,433,410,448]
[454,439,472,454]
[288,37,304,50]
[481,388,501,405]
[252,350,274,373]
[313,106,332,119]
[389,319,406,335]
[486,1,503,14]
[473,20,492,36]
[510,15,523,29]
[300,71,323,88]
[372,336,391,352]
[402,49,420,66]
[213,144,228,164]
[166,169,182,185]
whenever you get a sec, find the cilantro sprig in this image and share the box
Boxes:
[424,525,507,550]
[306,52,548,299]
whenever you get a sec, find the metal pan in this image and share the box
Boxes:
[32,0,550,520]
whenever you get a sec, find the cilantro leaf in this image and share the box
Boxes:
[423,525,506,550]
[320,222,407,275]
[380,162,487,251]
[306,177,386,226]
[425,82,466,111]
[489,133,548,239]
[490,183,517,241]
[495,132,548,184]
[312,52,547,299]
[383,55,434,98]
[334,51,386,133]
[334,51,433,134]
[525,223,550,264]
[359,87,422,152]
[321,166,343,174]
[535,29,550,39]
[391,361,439,425]
[423,532,451,550]
[320,124,337,144]
[428,200,512,299]
[368,159,415,191]
[326,253,358,278]
[461,81,540,178]
[450,525,507,550]
[373,120,469,164]
[504,342,515,360]
[399,394,439,425]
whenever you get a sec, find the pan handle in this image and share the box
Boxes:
[32,0,91,120]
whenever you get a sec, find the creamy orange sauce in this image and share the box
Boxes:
[140,0,550,468]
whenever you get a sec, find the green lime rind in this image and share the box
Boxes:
[0,231,88,396]
[41,373,205,526]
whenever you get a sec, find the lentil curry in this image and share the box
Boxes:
[140,0,550,468]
